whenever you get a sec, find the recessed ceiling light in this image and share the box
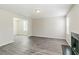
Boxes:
[35,9,40,13]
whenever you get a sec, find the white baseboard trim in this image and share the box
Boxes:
[30,35,65,40]
[0,40,14,47]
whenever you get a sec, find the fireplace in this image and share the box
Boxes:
[71,32,79,55]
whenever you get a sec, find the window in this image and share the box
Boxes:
[23,20,28,32]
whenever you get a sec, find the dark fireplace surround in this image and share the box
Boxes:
[71,32,79,55]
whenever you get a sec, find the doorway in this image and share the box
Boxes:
[13,17,28,36]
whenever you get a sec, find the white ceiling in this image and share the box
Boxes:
[0,4,72,18]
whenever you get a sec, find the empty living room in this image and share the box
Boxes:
[0,4,79,56]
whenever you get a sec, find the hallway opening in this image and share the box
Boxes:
[13,17,28,36]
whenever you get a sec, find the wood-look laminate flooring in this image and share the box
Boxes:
[0,36,68,55]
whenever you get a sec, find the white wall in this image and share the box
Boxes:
[32,17,66,39]
[66,5,79,46]
[0,9,29,46]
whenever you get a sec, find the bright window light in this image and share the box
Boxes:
[23,20,28,31]
[67,17,69,34]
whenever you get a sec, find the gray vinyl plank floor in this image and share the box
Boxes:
[0,36,68,55]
